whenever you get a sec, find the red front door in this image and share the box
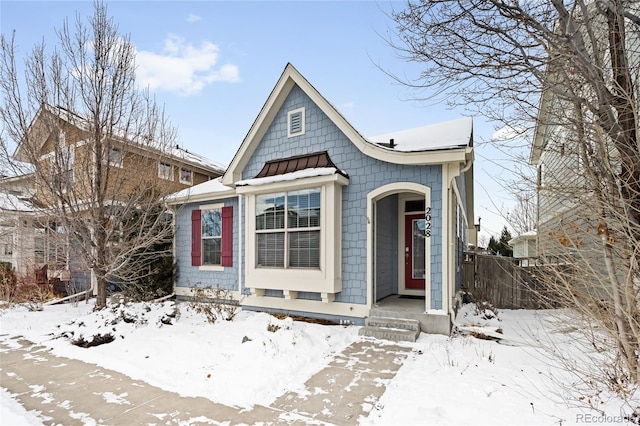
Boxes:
[404,213,426,290]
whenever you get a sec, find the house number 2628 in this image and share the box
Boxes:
[424,207,432,238]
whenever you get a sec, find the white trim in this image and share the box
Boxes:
[199,202,225,268]
[236,168,341,187]
[222,64,473,186]
[199,265,224,272]
[236,173,348,195]
[238,194,243,293]
[442,162,464,314]
[199,202,225,210]
[366,182,431,311]
[241,295,369,318]
[158,162,174,181]
[179,167,193,185]
[287,107,305,137]
[107,147,124,168]
[168,189,237,205]
[39,151,55,161]
[243,178,345,295]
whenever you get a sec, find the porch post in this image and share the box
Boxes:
[441,164,451,314]
[365,195,374,309]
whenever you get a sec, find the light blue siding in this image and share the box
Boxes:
[242,86,444,309]
[375,194,398,300]
[174,197,239,291]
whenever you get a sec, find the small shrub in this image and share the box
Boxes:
[188,285,243,323]
[14,274,55,311]
[188,287,218,323]
[0,263,17,302]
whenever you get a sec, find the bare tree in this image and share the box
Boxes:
[388,0,639,389]
[506,190,537,236]
[0,2,178,309]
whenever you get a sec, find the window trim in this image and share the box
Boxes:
[199,203,224,271]
[107,147,124,168]
[158,162,173,180]
[180,167,193,185]
[50,144,74,194]
[255,188,321,270]
[191,203,233,271]
[239,173,348,295]
[287,107,305,138]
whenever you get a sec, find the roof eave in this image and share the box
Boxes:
[167,188,237,206]
[364,145,473,165]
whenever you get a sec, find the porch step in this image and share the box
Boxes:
[359,317,421,342]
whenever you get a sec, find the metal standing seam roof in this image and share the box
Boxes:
[254,151,348,179]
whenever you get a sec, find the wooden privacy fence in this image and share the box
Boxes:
[462,253,555,309]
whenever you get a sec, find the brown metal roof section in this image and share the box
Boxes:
[255,151,348,179]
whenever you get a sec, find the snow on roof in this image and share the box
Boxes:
[366,117,472,152]
[36,105,226,174]
[170,146,226,174]
[0,193,34,212]
[168,177,234,203]
[508,230,537,245]
[235,167,344,187]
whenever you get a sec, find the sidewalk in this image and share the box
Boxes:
[1,337,412,425]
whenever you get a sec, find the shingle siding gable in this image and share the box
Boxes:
[241,85,446,309]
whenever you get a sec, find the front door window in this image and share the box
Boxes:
[412,219,426,279]
[405,213,426,290]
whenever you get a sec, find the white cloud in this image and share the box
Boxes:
[136,34,239,96]
[186,13,202,23]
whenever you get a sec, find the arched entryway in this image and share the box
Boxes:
[366,183,432,312]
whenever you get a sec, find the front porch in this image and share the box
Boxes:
[369,295,451,335]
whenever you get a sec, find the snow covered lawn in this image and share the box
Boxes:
[1,299,637,425]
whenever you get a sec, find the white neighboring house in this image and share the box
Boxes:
[508,230,537,266]
[0,174,38,277]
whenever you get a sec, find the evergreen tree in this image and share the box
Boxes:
[488,226,513,257]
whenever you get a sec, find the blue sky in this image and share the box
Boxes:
[1,0,522,241]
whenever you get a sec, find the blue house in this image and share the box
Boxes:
[168,64,475,335]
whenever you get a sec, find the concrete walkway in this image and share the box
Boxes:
[0,338,412,425]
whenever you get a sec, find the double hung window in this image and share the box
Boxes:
[52,142,74,193]
[201,208,222,265]
[256,188,320,269]
[180,168,193,185]
[191,205,233,268]
[158,162,172,180]
[108,147,123,167]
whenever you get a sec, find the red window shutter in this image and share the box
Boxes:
[191,209,202,266]
[221,206,233,267]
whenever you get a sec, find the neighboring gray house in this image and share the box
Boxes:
[530,5,639,282]
[168,64,476,333]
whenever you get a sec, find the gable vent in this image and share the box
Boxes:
[290,112,302,133]
[287,107,305,137]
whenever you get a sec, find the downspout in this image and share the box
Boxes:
[169,202,177,297]
[238,194,243,295]
[447,157,473,326]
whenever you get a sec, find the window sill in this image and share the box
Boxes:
[199,265,224,272]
